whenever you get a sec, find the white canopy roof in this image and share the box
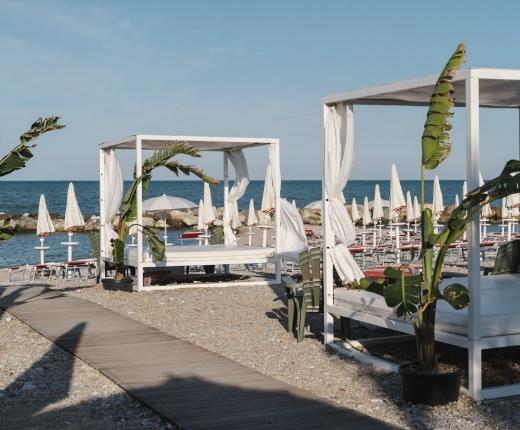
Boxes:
[322,68,520,108]
[100,135,278,151]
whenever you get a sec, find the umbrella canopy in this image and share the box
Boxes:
[37,194,55,237]
[462,181,468,199]
[64,182,85,231]
[454,194,460,207]
[405,191,414,223]
[304,200,322,210]
[202,182,216,225]
[432,176,444,218]
[479,172,493,219]
[372,184,384,221]
[350,198,360,223]
[143,194,197,212]
[389,163,406,221]
[413,195,421,220]
[246,199,258,226]
[362,196,372,226]
[197,199,204,231]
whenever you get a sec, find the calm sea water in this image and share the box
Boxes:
[0,179,493,268]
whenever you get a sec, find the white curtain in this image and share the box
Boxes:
[324,103,364,282]
[261,144,276,211]
[278,199,307,261]
[223,150,249,245]
[103,150,123,257]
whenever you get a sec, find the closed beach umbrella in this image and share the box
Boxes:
[247,199,258,226]
[362,197,372,226]
[350,198,360,224]
[455,194,460,207]
[143,194,197,243]
[36,194,55,264]
[64,182,85,231]
[463,181,468,199]
[37,194,55,237]
[372,184,384,221]
[432,176,444,220]
[63,182,85,261]
[507,193,520,217]
[413,195,421,221]
[405,191,414,223]
[501,198,508,219]
[389,163,406,222]
[291,199,297,207]
[202,182,216,225]
[197,199,204,231]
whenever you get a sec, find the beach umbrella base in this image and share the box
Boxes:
[34,237,50,264]
[61,232,79,262]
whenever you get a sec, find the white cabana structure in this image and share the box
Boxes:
[62,182,85,261]
[321,68,520,401]
[99,135,282,291]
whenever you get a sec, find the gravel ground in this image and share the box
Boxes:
[6,272,514,430]
[0,307,172,429]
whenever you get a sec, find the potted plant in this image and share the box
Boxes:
[102,142,218,291]
[358,43,520,405]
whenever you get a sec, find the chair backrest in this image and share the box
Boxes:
[299,250,311,285]
[309,247,322,306]
[492,240,520,275]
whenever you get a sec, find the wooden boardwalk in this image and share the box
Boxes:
[0,285,397,430]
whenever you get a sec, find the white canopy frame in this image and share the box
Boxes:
[99,135,281,291]
[322,68,520,402]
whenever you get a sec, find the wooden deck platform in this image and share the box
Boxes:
[0,285,396,429]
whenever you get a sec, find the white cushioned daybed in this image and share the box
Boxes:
[126,244,274,268]
[334,274,520,338]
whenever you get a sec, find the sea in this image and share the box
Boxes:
[0,180,494,268]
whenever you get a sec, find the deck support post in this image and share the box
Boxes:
[99,148,106,280]
[223,152,229,246]
[274,140,282,283]
[135,136,144,291]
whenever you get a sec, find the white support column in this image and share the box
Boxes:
[466,75,482,400]
[322,105,335,346]
[135,136,144,291]
[223,152,229,245]
[273,140,282,283]
[99,148,106,280]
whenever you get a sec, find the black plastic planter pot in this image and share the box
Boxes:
[101,278,134,292]
[399,363,462,406]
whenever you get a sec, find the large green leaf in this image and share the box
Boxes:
[421,43,465,170]
[142,226,166,261]
[0,116,65,177]
[0,218,15,241]
[382,267,421,318]
[441,283,470,310]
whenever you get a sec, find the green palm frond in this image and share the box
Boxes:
[0,116,65,177]
[421,43,465,170]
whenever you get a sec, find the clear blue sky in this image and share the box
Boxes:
[1,0,519,181]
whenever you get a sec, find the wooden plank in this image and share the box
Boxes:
[0,285,396,429]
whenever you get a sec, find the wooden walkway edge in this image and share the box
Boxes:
[0,285,397,430]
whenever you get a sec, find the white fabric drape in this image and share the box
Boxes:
[261,144,276,211]
[64,182,85,230]
[102,149,123,257]
[223,150,249,245]
[324,103,363,282]
[278,199,307,261]
[37,194,55,236]
[202,182,216,225]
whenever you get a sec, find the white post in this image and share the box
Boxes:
[39,237,45,264]
[99,148,106,280]
[466,75,482,400]
[273,140,282,283]
[223,152,229,245]
[322,105,335,346]
[135,136,144,291]
[67,231,73,261]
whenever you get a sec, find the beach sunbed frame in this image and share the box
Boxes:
[99,135,282,291]
[322,68,520,401]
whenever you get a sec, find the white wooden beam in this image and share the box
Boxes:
[135,136,144,291]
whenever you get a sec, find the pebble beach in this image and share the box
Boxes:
[2,270,520,429]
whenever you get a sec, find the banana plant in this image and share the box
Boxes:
[0,116,65,240]
[359,43,520,372]
[111,142,218,280]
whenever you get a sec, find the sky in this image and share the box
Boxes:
[1,0,520,181]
